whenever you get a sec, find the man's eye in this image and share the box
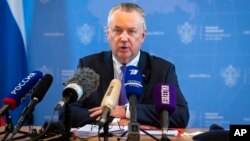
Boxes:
[113,29,122,33]
[128,30,137,34]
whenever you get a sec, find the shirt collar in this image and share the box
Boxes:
[112,51,140,74]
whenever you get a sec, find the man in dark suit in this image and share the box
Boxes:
[60,3,189,129]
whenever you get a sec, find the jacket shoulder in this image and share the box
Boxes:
[141,51,174,68]
[78,51,111,65]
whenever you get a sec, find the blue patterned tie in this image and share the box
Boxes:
[118,65,128,105]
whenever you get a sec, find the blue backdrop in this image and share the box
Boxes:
[1,0,250,129]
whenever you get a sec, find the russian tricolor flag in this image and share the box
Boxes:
[0,0,28,124]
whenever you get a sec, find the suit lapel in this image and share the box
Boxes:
[138,51,151,102]
[138,51,151,85]
[99,51,114,96]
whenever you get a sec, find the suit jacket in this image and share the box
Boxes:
[59,50,189,128]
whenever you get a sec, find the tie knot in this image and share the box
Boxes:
[120,65,126,74]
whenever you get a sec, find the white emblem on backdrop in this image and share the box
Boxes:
[221,65,240,87]
[177,22,196,44]
[61,69,75,83]
[39,65,52,75]
[77,24,94,45]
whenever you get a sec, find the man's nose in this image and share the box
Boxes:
[120,31,129,41]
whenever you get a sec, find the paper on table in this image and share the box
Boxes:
[140,129,179,136]
[72,124,179,138]
[71,124,125,138]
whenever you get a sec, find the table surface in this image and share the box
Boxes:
[0,126,208,141]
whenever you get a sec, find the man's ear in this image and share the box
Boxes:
[141,31,146,42]
[106,29,111,40]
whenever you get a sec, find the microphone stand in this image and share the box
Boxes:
[160,111,171,141]
[100,121,113,141]
[119,128,159,141]
[160,137,171,141]
[41,103,72,141]
[9,107,38,140]
[36,104,72,141]
[61,103,72,141]
[27,113,38,138]
[119,95,160,141]
[126,95,140,141]
[98,112,113,141]
[0,111,14,141]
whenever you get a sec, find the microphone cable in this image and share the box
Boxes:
[31,109,57,141]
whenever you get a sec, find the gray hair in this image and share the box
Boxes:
[106,3,146,31]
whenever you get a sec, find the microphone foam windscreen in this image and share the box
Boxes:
[153,83,176,115]
[124,65,143,100]
[32,74,53,103]
[65,67,100,98]
[3,71,43,109]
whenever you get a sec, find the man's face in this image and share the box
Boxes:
[107,9,146,64]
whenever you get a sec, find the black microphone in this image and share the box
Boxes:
[54,67,100,110]
[11,74,53,138]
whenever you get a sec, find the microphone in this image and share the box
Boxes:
[99,79,121,129]
[124,66,143,141]
[55,67,100,110]
[154,83,176,141]
[0,71,43,116]
[11,74,53,137]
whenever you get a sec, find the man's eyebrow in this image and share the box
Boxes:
[112,26,137,29]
